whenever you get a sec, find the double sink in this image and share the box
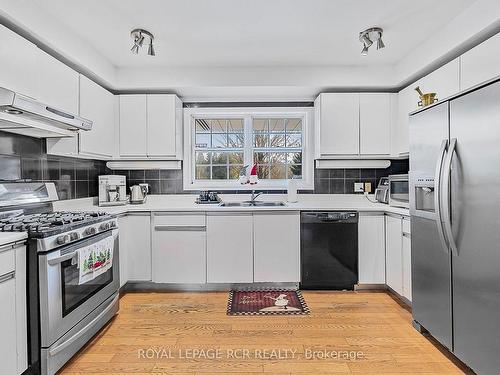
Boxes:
[220,201,286,207]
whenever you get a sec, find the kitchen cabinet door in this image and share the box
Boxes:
[420,59,460,102]
[147,95,183,158]
[121,213,152,281]
[402,218,412,301]
[0,25,38,99]
[152,214,206,283]
[385,215,403,295]
[358,214,386,285]
[117,216,129,287]
[359,93,391,155]
[253,212,300,282]
[394,86,417,157]
[0,268,18,375]
[119,95,147,157]
[315,93,360,156]
[207,213,253,283]
[461,33,500,91]
[36,50,79,114]
[79,76,116,159]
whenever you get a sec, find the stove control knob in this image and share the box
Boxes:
[57,234,70,245]
[109,221,116,228]
[69,232,80,241]
[99,222,110,231]
[85,227,96,236]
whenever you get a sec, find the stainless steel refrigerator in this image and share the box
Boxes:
[410,79,500,375]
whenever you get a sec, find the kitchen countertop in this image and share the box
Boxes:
[53,194,410,216]
[0,232,27,246]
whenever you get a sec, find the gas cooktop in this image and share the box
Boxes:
[0,211,111,238]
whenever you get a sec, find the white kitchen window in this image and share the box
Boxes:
[183,107,314,190]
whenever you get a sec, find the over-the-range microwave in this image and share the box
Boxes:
[389,174,409,208]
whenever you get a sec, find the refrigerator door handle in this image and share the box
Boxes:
[434,139,449,253]
[442,138,459,256]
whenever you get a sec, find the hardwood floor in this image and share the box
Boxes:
[59,291,470,374]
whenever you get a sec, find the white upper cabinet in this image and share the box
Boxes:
[35,51,79,114]
[461,32,500,91]
[359,93,391,155]
[79,76,116,158]
[315,93,360,157]
[119,94,183,159]
[147,95,183,158]
[419,58,460,101]
[119,95,147,157]
[0,25,38,99]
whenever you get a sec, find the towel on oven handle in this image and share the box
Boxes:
[78,235,114,285]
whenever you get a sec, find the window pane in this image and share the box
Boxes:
[253,119,268,133]
[228,152,244,164]
[195,119,211,133]
[228,119,244,132]
[288,164,302,179]
[287,152,302,164]
[212,166,227,179]
[269,133,285,148]
[212,134,227,148]
[195,166,210,179]
[195,152,210,164]
[257,165,270,179]
[228,133,244,148]
[270,164,286,179]
[253,134,268,147]
[286,133,302,147]
[269,119,285,132]
[195,133,210,148]
[229,165,243,179]
[211,119,226,133]
[212,152,227,164]
[269,152,286,163]
[286,118,302,132]
[254,152,269,164]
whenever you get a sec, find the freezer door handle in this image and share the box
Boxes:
[434,139,450,254]
[442,138,459,256]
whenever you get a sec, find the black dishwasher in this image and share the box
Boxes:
[300,211,358,290]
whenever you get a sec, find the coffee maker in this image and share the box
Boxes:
[98,175,127,206]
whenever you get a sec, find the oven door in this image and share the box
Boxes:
[38,229,119,347]
[389,179,409,208]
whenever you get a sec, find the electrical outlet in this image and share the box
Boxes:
[364,182,372,193]
[354,182,364,193]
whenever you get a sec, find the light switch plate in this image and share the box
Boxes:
[354,182,364,193]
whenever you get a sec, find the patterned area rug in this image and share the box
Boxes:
[227,289,310,316]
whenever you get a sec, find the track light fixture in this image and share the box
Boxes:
[359,27,385,56]
[130,28,155,56]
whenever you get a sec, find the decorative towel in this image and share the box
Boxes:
[78,236,114,284]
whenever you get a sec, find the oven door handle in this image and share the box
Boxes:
[48,294,119,357]
[48,251,77,265]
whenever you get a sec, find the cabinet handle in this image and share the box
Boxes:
[402,232,411,238]
[0,271,15,284]
[154,225,206,232]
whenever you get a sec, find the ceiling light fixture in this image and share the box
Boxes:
[130,28,155,56]
[359,27,385,56]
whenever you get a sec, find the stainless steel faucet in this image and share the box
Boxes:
[250,190,263,203]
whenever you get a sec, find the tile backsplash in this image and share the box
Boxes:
[113,159,409,195]
[0,131,109,200]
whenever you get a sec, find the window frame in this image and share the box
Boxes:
[183,107,314,191]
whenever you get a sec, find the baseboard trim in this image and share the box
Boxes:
[121,281,299,292]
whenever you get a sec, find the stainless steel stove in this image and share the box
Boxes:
[0,182,120,375]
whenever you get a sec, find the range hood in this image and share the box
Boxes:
[0,87,92,138]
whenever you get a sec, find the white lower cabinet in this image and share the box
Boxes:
[253,212,300,283]
[385,215,403,295]
[358,213,386,285]
[402,217,412,301]
[117,216,128,287]
[119,213,152,282]
[207,213,253,283]
[385,214,412,301]
[0,242,28,375]
[152,214,206,283]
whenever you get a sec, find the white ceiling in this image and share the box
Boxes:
[35,0,473,69]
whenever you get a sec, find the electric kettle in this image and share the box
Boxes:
[130,183,148,204]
